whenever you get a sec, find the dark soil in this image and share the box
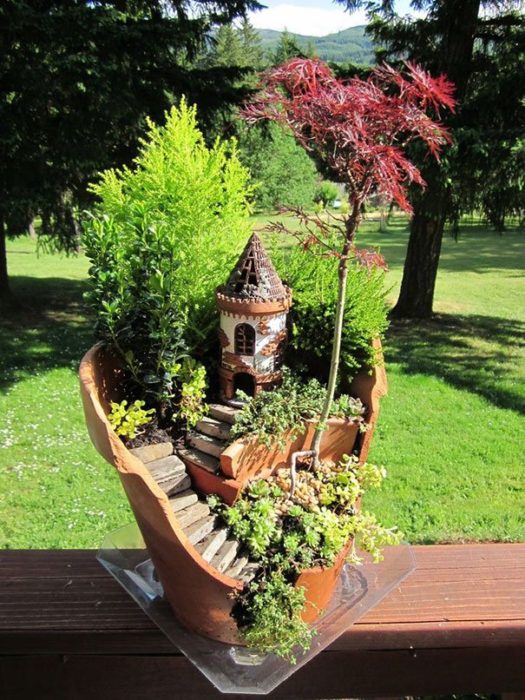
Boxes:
[124,416,184,450]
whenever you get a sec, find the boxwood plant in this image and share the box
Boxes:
[84,100,253,424]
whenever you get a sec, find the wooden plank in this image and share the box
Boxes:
[0,546,523,630]
[0,544,524,696]
[3,619,525,657]
[3,545,524,632]
[1,647,524,699]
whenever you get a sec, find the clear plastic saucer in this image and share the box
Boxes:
[98,523,414,695]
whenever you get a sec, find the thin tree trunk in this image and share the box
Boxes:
[311,204,360,459]
[310,255,350,458]
[392,0,481,318]
[0,215,11,299]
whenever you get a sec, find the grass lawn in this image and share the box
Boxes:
[1,216,524,547]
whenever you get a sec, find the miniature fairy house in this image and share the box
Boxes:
[216,233,292,401]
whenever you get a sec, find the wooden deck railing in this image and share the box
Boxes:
[1,543,524,698]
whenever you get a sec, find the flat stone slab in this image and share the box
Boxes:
[176,502,210,529]
[185,516,217,545]
[146,455,185,480]
[188,433,224,459]
[225,555,249,580]
[196,417,231,441]
[239,562,260,583]
[211,539,239,574]
[208,404,240,426]
[129,442,173,464]
[169,489,198,513]
[160,473,191,497]
[178,448,219,474]
[146,455,188,495]
[195,528,229,563]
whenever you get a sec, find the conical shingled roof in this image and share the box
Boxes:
[222,233,288,302]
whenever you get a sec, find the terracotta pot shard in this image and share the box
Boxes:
[79,341,386,645]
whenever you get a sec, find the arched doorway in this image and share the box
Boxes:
[234,372,255,398]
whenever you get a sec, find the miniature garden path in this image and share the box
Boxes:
[178,403,239,475]
[129,403,257,583]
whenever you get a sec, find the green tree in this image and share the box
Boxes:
[238,18,266,70]
[449,15,525,232]
[237,123,318,210]
[314,182,340,208]
[205,19,265,87]
[213,25,245,66]
[337,0,525,317]
[271,29,306,65]
[0,0,260,299]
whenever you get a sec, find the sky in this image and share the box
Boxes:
[248,0,419,37]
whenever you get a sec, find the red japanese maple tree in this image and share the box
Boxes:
[243,58,455,459]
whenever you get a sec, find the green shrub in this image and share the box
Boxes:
[314,181,339,208]
[177,358,208,430]
[83,100,253,410]
[273,242,389,388]
[108,400,155,440]
[237,122,318,211]
[230,369,366,449]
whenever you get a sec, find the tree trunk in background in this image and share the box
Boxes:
[392,164,447,317]
[0,216,10,298]
[392,0,481,318]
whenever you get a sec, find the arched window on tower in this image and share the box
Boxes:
[235,323,255,356]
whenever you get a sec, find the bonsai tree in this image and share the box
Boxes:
[243,59,455,460]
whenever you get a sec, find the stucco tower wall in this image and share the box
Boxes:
[220,311,287,375]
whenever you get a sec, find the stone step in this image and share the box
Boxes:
[239,562,260,584]
[176,501,210,529]
[145,455,188,496]
[129,441,173,464]
[146,455,186,481]
[158,473,191,497]
[211,539,239,574]
[178,448,220,474]
[196,416,231,441]
[195,528,229,563]
[185,515,217,545]
[208,403,240,426]
[169,489,198,513]
[188,432,225,459]
[225,555,249,580]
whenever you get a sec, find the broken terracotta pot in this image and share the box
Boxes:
[79,341,387,645]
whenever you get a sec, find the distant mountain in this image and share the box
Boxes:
[256,26,375,65]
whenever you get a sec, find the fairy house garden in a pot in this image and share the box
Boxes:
[80,229,395,658]
[80,60,454,660]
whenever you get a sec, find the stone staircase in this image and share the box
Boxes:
[178,403,240,476]
[129,424,257,584]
